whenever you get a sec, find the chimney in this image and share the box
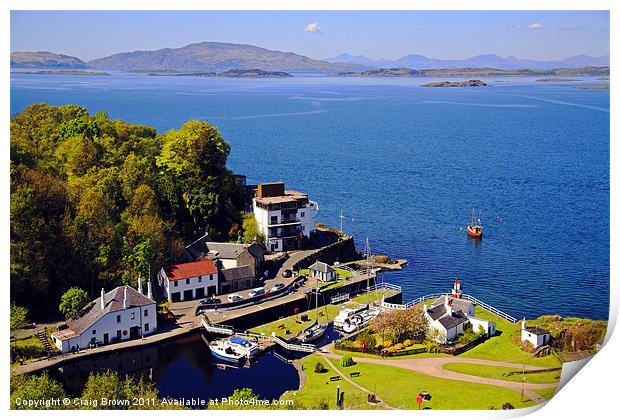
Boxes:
[147,281,153,300]
[444,294,449,308]
[447,304,452,317]
[123,286,129,309]
[138,275,143,294]
[100,288,106,310]
[522,318,527,330]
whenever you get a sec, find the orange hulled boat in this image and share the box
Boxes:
[467,206,483,238]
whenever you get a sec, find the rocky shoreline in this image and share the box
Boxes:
[422,79,487,87]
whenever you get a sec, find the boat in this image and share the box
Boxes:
[467,206,483,238]
[341,308,381,334]
[208,339,246,363]
[227,336,261,358]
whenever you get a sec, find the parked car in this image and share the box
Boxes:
[248,287,265,298]
[200,297,221,305]
[270,283,286,293]
[282,269,293,278]
[227,294,243,303]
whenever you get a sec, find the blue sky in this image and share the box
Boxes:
[10,10,609,61]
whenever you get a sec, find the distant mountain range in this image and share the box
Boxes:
[324,53,610,70]
[10,43,610,73]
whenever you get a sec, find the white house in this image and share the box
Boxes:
[424,280,496,344]
[184,236,266,278]
[160,259,219,302]
[252,182,318,252]
[51,284,157,353]
[521,319,552,348]
[308,261,336,282]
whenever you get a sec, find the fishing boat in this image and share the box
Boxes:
[228,336,261,358]
[467,206,483,238]
[208,339,246,363]
[298,273,327,343]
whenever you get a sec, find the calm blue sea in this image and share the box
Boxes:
[10,72,610,320]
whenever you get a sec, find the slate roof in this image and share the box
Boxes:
[437,310,468,330]
[309,261,335,273]
[220,265,255,283]
[432,296,474,314]
[62,286,155,337]
[525,326,550,335]
[184,236,266,261]
[164,260,218,281]
[426,304,447,321]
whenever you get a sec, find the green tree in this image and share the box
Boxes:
[59,287,89,319]
[10,303,29,332]
[241,212,265,244]
[10,373,66,410]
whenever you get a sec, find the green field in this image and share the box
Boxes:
[249,304,341,338]
[285,355,538,410]
[282,355,372,409]
[457,308,562,368]
[442,363,561,384]
[535,386,559,401]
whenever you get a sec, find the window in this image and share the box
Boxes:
[300,212,305,217]
[116,315,121,323]
[174,280,178,287]
[145,323,150,332]
[144,309,148,317]
[131,312,135,320]
[186,278,190,285]
[198,276,202,282]
[246,280,251,287]
[92,330,96,335]
[209,274,213,281]
[116,330,122,339]
[271,215,278,224]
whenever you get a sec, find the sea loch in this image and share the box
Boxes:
[10,73,610,320]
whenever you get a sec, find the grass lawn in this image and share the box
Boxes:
[535,386,558,401]
[458,308,562,368]
[281,355,373,409]
[442,363,561,384]
[10,330,53,366]
[250,304,341,338]
[351,288,398,305]
[336,358,537,410]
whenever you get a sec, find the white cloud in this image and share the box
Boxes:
[304,22,321,33]
[557,24,586,31]
[528,22,544,30]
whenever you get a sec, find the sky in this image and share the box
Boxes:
[10,10,610,61]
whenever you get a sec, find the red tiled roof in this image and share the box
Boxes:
[164,260,217,281]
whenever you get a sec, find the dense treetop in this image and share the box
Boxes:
[10,103,244,317]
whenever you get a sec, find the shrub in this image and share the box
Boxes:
[388,346,397,353]
[383,340,393,348]
[393,343,404,351]
[314,362,326,373]
[403,339,413,347]
[357,330,377,349]
[340,356,355,367]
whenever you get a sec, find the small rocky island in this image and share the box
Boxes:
[11,70,110,76]
[169,69,293,78]
[422,79,487,87]
[536,78,581,82]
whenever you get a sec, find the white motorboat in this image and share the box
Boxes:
[228,336,261,358]
[341,308,381,333]
[208,339,246,363]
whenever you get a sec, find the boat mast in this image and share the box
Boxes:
[471,206,475,226]
[366,237,371,305]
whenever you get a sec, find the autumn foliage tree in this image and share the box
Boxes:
[10,104,245,317]
[370,306,428,343]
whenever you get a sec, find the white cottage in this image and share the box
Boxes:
[308,261,336,282]
[160,259,219,302]
[521,319,551,348]
[51,284,157,353]
[424,280,496,344]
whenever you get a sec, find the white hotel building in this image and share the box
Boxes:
[159,259,219,302]
[253,182,318,252]
[51,284,157,353]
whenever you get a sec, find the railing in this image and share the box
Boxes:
[461,294,518,324]
[377,290,518,324]
[366,281,402,293]
[201,319,234,335]
[272,335,316,353]
[331,293,350,304]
